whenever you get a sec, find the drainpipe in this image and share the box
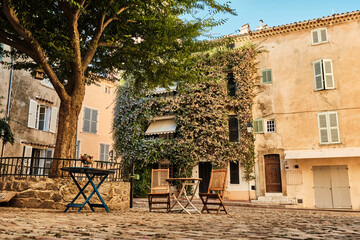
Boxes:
[1,54,14,158]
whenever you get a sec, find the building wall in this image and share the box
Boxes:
[2,69,59,157]
[234,13,360,209]
[77,79,118,161]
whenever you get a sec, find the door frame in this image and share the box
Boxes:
[264,154,282,193]
[257,149,287,196]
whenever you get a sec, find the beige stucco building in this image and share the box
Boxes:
[233,11,360,209]
[76,78,118,162]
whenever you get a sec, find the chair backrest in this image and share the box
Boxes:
[151,169,170,193]
[207,169,228,197]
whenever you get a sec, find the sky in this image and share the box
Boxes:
[197,0,359,39]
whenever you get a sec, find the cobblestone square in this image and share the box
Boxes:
[0,203,359,239]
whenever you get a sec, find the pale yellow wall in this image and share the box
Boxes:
[251,20,360,151]
[235,18,360,208]
[77,79,118,160]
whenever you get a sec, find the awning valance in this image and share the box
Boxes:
[145,118,176,135]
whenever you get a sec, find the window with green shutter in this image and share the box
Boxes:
[317,112,340,144]
[313,59,335,91]
[261,69,272,84]
[253,119,264,133]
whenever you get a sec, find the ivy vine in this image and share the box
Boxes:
[114,42,260,183]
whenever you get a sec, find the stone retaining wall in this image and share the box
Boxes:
[0,177,130,211]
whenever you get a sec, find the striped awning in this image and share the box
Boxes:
[145,117,176,135]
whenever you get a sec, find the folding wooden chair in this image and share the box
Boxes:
[199,169,228,214]
[147,169,170,212]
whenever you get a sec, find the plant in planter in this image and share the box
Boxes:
[80,154,94,167]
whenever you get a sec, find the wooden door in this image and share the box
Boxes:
[198,162,212,193]
[264,154,282,193]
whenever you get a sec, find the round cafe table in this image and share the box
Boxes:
[166,177,202,214]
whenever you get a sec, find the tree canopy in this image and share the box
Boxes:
[0,0,235,174]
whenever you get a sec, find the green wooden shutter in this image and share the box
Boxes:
[261,69,272,84]
[313,60,324,91]
[328,112,340,143]
[254,119,264,133]
[323,59,335,89]
[318,113,329,144]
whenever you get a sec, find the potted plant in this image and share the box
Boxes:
[80,154,94,167]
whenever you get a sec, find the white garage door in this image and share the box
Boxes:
[313,165,351,209]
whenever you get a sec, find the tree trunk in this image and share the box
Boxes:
[50,93,84,177]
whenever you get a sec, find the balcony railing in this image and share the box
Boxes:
[0,157,122,181]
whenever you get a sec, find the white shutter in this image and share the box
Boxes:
[105,144,110,161]
[323,59,335,89]
[313,60,324,91]
[318,113,329,144]
[254,119,264,133]
[82,107,91,132]
[100,144,105,161]
[328,112,340,143]
[320,29,328,42]
[24,146,32,157]
[311,30,319,44]
[91,109,98,134]
[27,99,38,128]
[49,107,58,133]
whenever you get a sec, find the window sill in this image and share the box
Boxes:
[311,41,329,46]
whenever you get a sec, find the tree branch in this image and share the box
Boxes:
[2,0,68,100]
[82,6,129,71]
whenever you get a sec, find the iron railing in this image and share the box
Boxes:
[0,157,122,181]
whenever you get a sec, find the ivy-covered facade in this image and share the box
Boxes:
[114,43,260,199]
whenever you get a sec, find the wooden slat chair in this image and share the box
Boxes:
[147,169,170,212]
[199,169,228,214]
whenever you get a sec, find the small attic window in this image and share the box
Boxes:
[35,69,44,80]
[311,28,328,45]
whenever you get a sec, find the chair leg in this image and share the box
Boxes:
[217,195,228,214]
[199,195,210,213]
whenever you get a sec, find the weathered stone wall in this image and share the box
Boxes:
[0,177,130,211]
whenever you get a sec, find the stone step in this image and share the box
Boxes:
[252,196,296,205]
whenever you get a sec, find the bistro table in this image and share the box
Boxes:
[166,178,202,214]
[61,167,115,213]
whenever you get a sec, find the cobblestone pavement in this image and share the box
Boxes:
[0,203,359,239]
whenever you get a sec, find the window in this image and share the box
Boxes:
[311,28,328,45]
[100,144,110,161]
[253,119,264,133]
[318,112,340,144]
[261,69,272,84]
[228,116,239,142]
[266,120,276,133]
[82,107,98,134]
[104,86,111,94]
[27,99,57,133]
[0,43,4,62]
[25,147,53,176]
[227,72,237,97]
[230,161,240,184]
[313,59,334,91]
